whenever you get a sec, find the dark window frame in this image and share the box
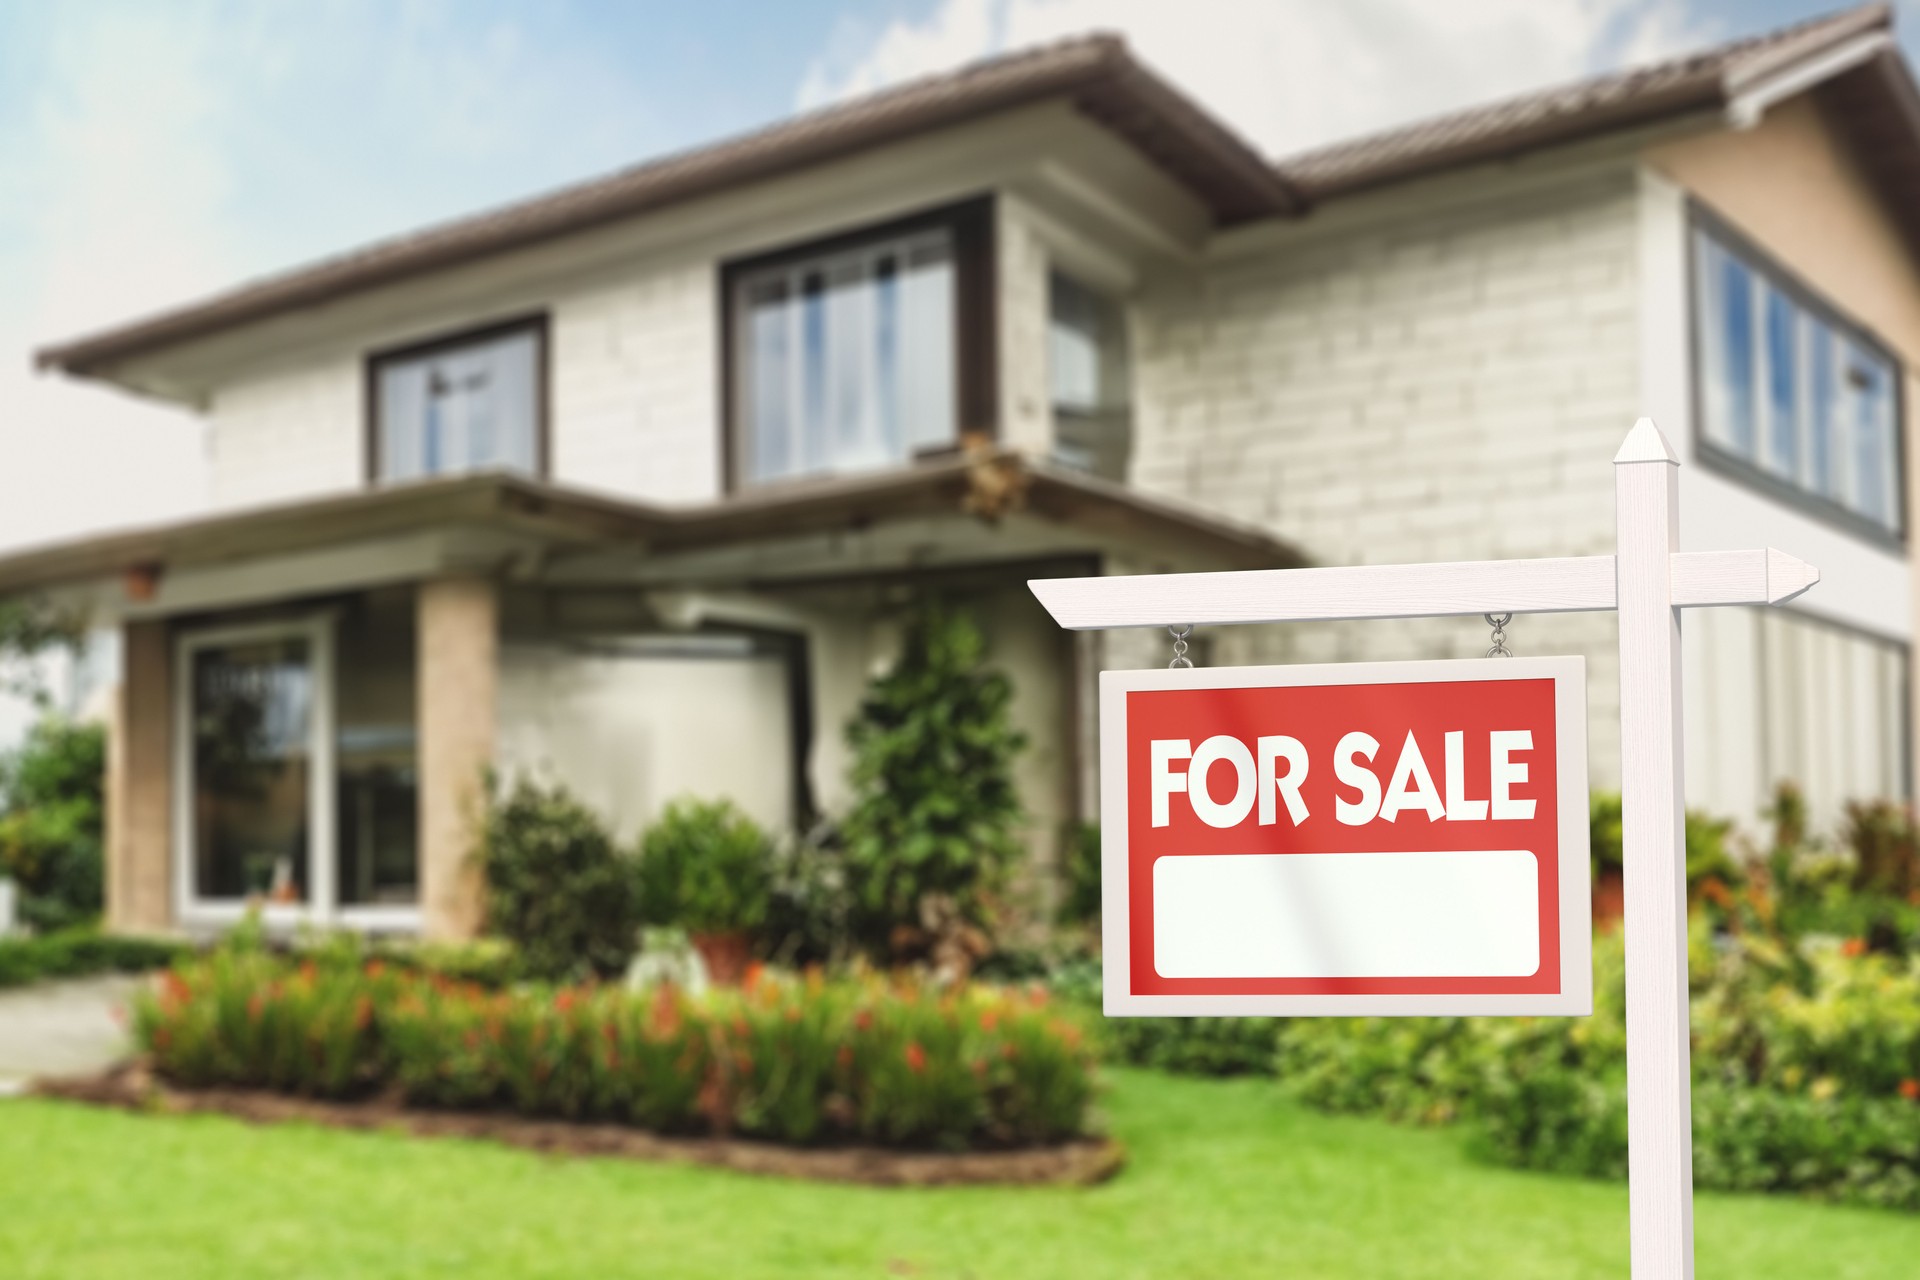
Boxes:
[1686,200,1907,549]
[364,313,552,485]
[718,196,997,492]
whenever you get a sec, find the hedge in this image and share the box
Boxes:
[132,939,1097,1151]
[0,929,187,989]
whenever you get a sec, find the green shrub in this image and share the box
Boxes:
[1056,821,1101,929]
[636,798,775,936]
[475,778,637,982]
[841,607,1026,963]
[134,941,1098,1150]
[0,718,105,933]
[1110,1017,1282,1077]
[0,928,187,988]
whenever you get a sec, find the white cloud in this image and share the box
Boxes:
[799,0,1720,159]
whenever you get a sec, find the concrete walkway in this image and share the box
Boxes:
[0,974,143,1093]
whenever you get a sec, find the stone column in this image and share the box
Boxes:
[417,576,498,940]
[108,619,173,933]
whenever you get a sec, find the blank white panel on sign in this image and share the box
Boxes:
[1153,851,1541,979]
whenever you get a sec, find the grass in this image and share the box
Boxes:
[2,1068,1917,1279]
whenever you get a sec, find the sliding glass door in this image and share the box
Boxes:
[175,617,337,926]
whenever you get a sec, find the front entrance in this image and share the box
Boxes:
[173,589,421,931]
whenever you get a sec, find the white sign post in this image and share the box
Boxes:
[1027,420,1818,1280]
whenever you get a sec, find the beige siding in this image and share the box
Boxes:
[107,619,173,933]
[1128,173,1642,785]
[417,577,497,940]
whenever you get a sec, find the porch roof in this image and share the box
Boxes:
[0,452,1301,610]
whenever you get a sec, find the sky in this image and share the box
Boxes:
[0,0,1910,556]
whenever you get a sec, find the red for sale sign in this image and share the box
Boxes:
[1100,657,1591,1016]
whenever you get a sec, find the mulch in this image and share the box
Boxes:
[33,1065,1126,1188]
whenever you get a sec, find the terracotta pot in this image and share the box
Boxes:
[1594,869,1625,932]
[690,931,754,986]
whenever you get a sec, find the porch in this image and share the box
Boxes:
[0,453,1294,939]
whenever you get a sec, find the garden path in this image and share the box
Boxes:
[0,975,139,1092]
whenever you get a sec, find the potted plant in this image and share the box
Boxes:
[636,798,774,984]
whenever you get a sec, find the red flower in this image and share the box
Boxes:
[905,1042,927,1074]
[853,1008,874,1033]
[1900,1079,1920,1102]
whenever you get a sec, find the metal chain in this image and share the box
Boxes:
[1168,624,1194,669]
[1485,613,1513,658]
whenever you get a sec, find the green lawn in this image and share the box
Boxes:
[2,1069,1916,1279]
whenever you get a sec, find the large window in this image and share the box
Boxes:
[1693,215,1903,538]
[1048,271,1132,481]
[176,604,420,930]
[727,203,991,487]
[370,318,544,483]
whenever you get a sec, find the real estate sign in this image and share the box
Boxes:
[1099,657,1592,1017]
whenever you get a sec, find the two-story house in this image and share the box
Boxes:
[15,4,1920,939]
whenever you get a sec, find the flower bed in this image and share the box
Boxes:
[130,941,1097,1152]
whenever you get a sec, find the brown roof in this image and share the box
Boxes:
[33,34,1298,379]
[0,453,1301,599]
[34,4,1920,379]
[1280,3,1897,198]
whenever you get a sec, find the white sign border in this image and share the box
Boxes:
[1100,655,1592,1018]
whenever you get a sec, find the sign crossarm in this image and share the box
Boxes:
[1029,549,1817,630]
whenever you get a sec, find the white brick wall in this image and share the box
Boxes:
[549,258,720,503]
[1128,172,1642,785]
[207,357,363,509]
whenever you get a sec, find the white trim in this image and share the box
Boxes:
[1725,33,1892,130]
[1028,548,1817,630]
[1098,656,1592,1017]
[173,613,349,931]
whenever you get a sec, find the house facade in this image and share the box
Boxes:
[17,4,1920,938]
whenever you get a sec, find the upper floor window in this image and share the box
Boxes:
[727,201,992,487]
[370,318,545,484]
[1693,215,1902,538]
[1048,271,1132,482]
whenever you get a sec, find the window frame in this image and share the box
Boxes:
[1686,201,1907,548]
[718,196,997,492]
[364,313,551,486]
[172,613,422,935]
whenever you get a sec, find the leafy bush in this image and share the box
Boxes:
[1056,821,1101,929]
[134,941,1098,1151]
[841,607,1026,965]
[0,928,187,989]
[130,931,391,1097]
[0,718,105,932]
[635,798,775,936]
[1108,1017,1282,1077]
[475,778,637,982]
[1586,790,1737,894]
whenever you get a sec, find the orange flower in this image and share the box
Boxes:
[354,996,373,1030]
[158,971,191,1007]
[905,1042,927,1074]
[836,1044,854,1071]
[979,1009,1000,1033]
[744,962,767,994]
[247,991,266,1022]
[364,959,387,980]
[853,1008,874,1033]
[1842,937,1868,958]
[1900,1079,1920,1102]
[649,985,682,1038]
[555,989,578,1015]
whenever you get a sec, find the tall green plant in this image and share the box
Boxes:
[475,778,636,981]
[841,607,1026,960]
[0,717,106,932]
[636,798,775,935]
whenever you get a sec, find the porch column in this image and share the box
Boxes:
[107,619,173,933]
[417,576,497,940]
